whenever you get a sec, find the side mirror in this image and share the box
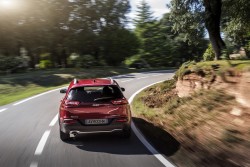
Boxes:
[60,88,67,93]
[121,87,125,92]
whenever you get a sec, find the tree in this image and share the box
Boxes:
[222,0,250,57]
[169,0,225,60]
[100,28,139,66]
[133,1,155,52]
[134,0,155,28]
[132,7,207,67]
[0,0,138,69]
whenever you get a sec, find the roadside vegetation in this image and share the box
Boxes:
[0,67,169,106]
[132,60,250,167]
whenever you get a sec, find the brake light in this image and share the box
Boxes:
[63,118,77,124]
[116,117,128,122]
[65,100,80,106]
[111,99,128,105]
[60,110,77,124]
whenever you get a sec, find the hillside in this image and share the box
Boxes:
[132,60,250,167]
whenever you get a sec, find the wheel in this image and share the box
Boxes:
[60,130,70,141]
[121,129,131,138]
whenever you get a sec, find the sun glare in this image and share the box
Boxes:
[0,0,14,8]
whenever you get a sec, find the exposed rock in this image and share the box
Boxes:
[230,107,242,116]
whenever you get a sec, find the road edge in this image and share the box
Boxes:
[128,80,176,167]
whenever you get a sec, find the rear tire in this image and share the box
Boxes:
[60,130,70,141]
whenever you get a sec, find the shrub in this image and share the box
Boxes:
[39,60,52,69]
[40,53,51,60]
[67,53,80,67]
[203,44,215,61]
[75,55,96,68]
[124,54,142,66]
[175,61,196,79]
[0,55,29,72]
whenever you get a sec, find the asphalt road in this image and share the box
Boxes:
[0,70,175,167]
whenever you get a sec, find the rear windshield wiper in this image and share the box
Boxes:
[94,97,115,102]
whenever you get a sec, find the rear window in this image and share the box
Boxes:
[67,85,123,102]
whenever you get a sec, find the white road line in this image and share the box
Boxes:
[13,88,63,106]
[30,161,38,167]
[0,108,7,113]
[121,79,134,83]
[49,114,58,127]
[151,74,164,77]
[129,79,175,167]
[137,76,148,79]
[34,130,51,155]
[131,122,175,167]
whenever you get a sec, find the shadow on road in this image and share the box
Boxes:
[64,132,152,155]
[63,117,179,157]
[133,117,180,156]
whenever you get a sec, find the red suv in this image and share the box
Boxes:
[59,78,131,141]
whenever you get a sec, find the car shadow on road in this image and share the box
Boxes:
[65,132,153,155]
[64,117,180,157]
[133,117,180,156]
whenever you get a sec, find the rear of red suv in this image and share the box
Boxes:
[59,78,131,141]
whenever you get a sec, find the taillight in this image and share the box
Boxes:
[60,109,77,124]
[63,118,77,124]
[65,100,80,106]
[111,98,128,105]
[116,117,128,122]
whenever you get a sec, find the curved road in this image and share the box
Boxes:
[0,70,175,167]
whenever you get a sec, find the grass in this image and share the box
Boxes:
[0,84,67,106]
[0,67,171,106]
[176,60,250,79]
[134,85,235,130]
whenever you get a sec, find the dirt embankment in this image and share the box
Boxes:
[133,65,250,167]
[173,68,250,167]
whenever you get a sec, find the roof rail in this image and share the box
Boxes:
[73,78,78,84]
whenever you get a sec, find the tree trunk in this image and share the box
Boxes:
[204,0,226,60]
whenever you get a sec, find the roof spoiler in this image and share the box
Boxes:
[108,77,114,84]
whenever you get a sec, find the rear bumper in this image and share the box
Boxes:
[60,121,131,135]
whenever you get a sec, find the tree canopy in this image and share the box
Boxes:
[169,0,250,59]
[0,0,137,68]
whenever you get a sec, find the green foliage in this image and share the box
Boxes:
[175,61,197,79]
[168,0,230,59]
[67,53,80,68]
[39,60,52,69]
[124,54,142,66]
[0,55,28,72]
[246,41,250,58]
[222,0,250,46]
[40,53,51,60]
[100,28,140,66]
[0,0,133,68]
[160,79,176,91]
[168,0,205,44]
[203,44,215,61]
[133,4,207,67]
[75,55,96,68]
[39,53,52,69]
[134,0,155,29]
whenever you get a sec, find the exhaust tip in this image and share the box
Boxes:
[70,131,79,138]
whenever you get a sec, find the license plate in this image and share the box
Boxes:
[85,119,108,125]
